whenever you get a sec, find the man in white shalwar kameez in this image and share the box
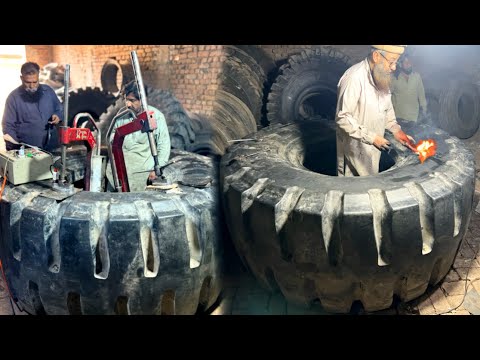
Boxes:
[336,45,415,177]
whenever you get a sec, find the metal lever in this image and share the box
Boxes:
[130,51,161,177]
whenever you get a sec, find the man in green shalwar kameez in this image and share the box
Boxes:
[106,81,171,191]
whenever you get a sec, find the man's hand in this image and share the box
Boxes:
[49,114,61,125]
[394,130,415,145]
[373,135,391,151]
[148,171,157,181]
[3,133,19,144]
[394,130,416,151]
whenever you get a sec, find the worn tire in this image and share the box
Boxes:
[98,87,195,150]
[0,150,223,315]
[220,120,475,313]
[65,87,118,128]
[220,46,268,127]
[185,90,257,158]
[267,48,351,125]
[437,78,480,139]
[187,112,223,157]
[100,58,135,96]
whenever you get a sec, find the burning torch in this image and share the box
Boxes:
[402,137,437,163]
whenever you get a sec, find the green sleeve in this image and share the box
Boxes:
[153,107,171,166]
[108,111,130,144]
[417,75,427,111]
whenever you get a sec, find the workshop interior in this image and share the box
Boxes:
[0,45,479,316]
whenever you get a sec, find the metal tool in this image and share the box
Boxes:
[57,112,103,191]
[54,65,104,193]
[107,50,162,192]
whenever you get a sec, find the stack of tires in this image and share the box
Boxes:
[185,46,274,158]
[424,72,480,140]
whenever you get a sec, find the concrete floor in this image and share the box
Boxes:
[1,135,480,315]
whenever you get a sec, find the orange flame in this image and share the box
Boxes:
[415,139,437,163]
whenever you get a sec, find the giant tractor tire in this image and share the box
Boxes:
[100,58,135,96]
[65,87,118,128]
[220,120,475,313]
[266,48,351,125]
[220,45,270,128]
[0,150,223,315]
[437,78,480,139]
[184,90,257,158]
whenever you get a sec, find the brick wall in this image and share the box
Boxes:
[25,45,53,67]
[169,45,224,116]
[25,45,223,116]
[51,45,170,91]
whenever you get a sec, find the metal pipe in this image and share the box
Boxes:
[61,64,70,182]
[130,51,161,176]
[131,51,148,114]
[72,112,102,156]
[106,107,137,192]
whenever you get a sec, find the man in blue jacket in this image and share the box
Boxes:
[2,62,63,151]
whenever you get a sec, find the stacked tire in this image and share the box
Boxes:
[267,48,351,125]
[66,86,118,128]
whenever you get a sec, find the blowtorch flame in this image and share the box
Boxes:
[415,139,437,163]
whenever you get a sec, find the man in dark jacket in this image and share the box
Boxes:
[2,61,63,151]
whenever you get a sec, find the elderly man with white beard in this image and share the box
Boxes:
[335,45,415,177]
[2,62,63,152]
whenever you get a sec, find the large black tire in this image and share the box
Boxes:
[266,48,352,125]
[220,46,268,127]
[187,112,223,157]
[437,78,480,139]
[0,150,223,315]
[220,120,475,313]
[185,90,257,158]
[98,87,195,150]
[148,88,196,150]
[100,58,135,96]
[233,45,276,80]
[65,87,118,128]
